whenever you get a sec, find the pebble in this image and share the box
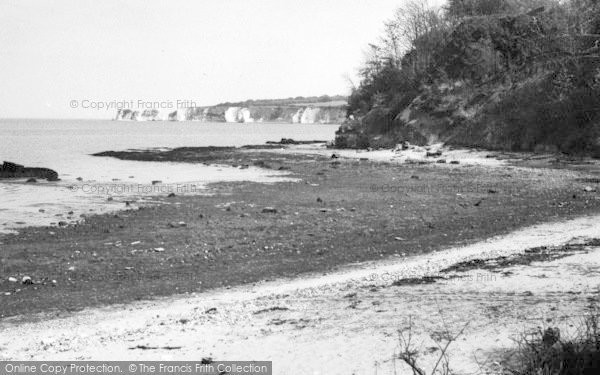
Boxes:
[168,221,187,228]
[22,276,33,285]
[8,277,17,283]
[262,207,278,214]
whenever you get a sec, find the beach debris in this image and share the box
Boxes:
[7,277,17,283]
[584,186,596,192]
[426,150,443,158]
[26,178,37,183]
[167,193,176,198]
[129,345,182,350]
[394,237,406,241]
[331,153,340,159]
[154,247,165,252]
[68,266,75,271]
[450,160,460,164]
[205,307,217,314]
[130,241,141,245]
[152,180,162,185]
[253,160,271,168]
[76,177,83,181]
[393,276,442,286]
[179,318,189,324]
[107,197,113,201]
[253,306,290,314]
[51,280,57,286]
[410,175,420,180]
[39,209,45,213]
[262,207,278,214]
[316,197,323,203]
[437,159,447,163]
[319,208,331,213]
[22,276,33,285]
[58,221,68,227]
[488,189,498,194]
[474,199,484,207]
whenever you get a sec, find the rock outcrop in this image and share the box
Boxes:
[0,162,59,181]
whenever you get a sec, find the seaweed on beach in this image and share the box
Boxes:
[441,239,600,274]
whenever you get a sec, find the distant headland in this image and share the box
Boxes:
[114,95,348,124]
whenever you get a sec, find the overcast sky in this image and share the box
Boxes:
[0,0,445,119]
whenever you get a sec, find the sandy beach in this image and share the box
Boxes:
[1,144,600,373]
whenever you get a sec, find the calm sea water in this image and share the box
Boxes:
[0,119,339,233]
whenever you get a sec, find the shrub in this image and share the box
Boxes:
[508,310,600,374]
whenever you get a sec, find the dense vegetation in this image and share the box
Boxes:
[216,95,347,107]
[336,0,600,156]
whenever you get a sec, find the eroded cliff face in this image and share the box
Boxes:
[116,105,347,124]
[335,10,600,156]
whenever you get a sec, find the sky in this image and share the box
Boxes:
[0,0,445,119]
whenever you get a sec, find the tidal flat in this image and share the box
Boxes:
[1,144,600,319]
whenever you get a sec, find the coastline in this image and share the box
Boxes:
[1,144,600,319]
[1,206,600,373]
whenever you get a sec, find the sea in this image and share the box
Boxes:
[0,119,339,233]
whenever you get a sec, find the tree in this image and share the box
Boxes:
[446,0,513,18]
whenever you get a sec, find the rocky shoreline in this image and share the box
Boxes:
[0,161,59,182]
[1,145,600,319]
